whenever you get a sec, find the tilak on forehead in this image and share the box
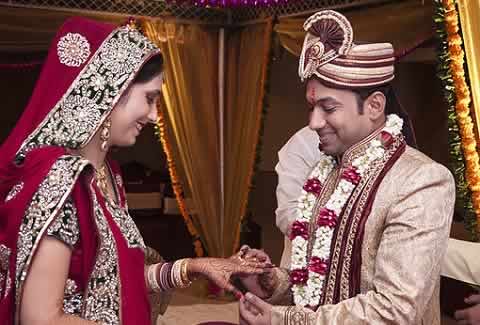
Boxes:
[299,10,395,88]
[309,87,316,100]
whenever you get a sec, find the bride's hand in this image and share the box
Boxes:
[234,247,277,299]
[187,256,271,298]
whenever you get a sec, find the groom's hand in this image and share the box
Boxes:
[455,294,480,325]
[233,247,277,299]
[239,293,272,325]
[188,256,268,299]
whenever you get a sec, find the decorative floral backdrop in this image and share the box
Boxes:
[435,0,480,240]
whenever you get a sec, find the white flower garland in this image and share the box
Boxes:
[290,114,403,307]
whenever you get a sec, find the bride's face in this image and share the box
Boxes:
[109,73,163,147]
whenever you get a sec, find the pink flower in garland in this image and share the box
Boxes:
[380,130,394,148]
[290,268,309,285]
[303,178,322,195]
[342,166,361,185]
[308,257,328,275]
[289,221,309,240]
[317,208,337,228]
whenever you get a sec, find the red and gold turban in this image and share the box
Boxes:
[299,10,395,88]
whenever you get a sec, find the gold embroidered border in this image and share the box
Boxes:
[322,168,370,304]
[321,130,382,304]
[284,305,317,325]
[14,155,90,325]
[322,136,404,304]
[0,244,12,299]
[82,186,122,324]
[105,201,145,250]
[17,26,159,158]
[322,133,404,305]
[338,136,404,301]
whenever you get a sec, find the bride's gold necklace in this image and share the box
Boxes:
[95,164,113,203]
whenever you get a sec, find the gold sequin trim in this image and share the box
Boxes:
[14,155,90,324]
[0,244,12,299]
[17,25,159,158]
[82,190,121,324]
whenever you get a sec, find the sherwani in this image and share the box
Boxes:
[272,142,455,324]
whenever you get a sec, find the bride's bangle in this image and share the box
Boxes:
[147,264,161,292]
[181,258,193,285]
[171,259,192,288]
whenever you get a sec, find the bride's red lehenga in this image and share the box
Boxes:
[0,17,161,324]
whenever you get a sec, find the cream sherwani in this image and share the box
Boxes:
[273,130,455,324]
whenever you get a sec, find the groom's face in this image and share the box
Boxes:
[306,78,376,156]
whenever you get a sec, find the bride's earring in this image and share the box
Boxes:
[100,118,111,152]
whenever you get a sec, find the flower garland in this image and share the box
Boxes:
[290,114,403,308]
[434,0,480,239]
[155,108,205,257]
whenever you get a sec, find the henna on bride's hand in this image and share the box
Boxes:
[243,249,271,263]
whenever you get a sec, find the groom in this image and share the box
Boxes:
[238,9,455,325]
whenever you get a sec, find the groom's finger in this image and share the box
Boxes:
[245,292,269,314]
[242,295,261,315]
[244,249,271,263]
[239,296,260,323]
[454,308,469,321]
[465,294,480,304]
[239,313,249,325]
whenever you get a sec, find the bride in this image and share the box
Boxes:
[0,16,268,325]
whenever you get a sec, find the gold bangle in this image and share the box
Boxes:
[181,258,192,286]
[172,259,191,288]
[172,260,184,288]
[148,264,161,292]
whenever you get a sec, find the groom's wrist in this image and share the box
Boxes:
[260,268,280,298]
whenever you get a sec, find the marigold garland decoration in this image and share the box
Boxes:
[435,0,480,239]
[155,107,205,256]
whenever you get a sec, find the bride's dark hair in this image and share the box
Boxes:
[133,54,163,84]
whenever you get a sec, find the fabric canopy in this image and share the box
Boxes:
[274,0,434,58]
[0,1,441,257]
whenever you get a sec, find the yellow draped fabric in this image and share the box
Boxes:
[145,19,273,257]
[143,20,223,257]
[457,0,480,139]
[156,93,205,256]
[224,20,273,255]
[274,0,434,57]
